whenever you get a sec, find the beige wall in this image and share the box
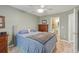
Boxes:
[0,6,39,43]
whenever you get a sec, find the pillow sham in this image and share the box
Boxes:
[30,29,37,32]
[18,30,29,34]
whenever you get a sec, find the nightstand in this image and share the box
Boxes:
[0,32,8,53]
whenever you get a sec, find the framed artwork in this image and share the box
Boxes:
[0,16,5,28]
[42,20,47,24]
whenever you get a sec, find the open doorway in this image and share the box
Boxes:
[51,17,60,34]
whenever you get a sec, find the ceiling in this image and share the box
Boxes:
[10,5,77,16]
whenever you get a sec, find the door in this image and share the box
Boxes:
[68,13,74,42]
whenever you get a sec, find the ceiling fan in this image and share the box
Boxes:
[37,5,48,13]
[37,5,53,13]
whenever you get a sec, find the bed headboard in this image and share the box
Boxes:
[14,25,28,33]
[13,25,38,34]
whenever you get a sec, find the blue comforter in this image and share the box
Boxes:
[16,35,45,53]
[16,32,57,53]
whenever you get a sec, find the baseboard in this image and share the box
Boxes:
[61,39,73,43]
[8,44,15,48]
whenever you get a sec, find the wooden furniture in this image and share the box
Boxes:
[0,32,8,53]
[38,24,48,32]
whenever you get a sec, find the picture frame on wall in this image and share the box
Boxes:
[42,20,47,24]
[0,16,5,28]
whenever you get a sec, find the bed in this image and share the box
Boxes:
[15,29,57,53]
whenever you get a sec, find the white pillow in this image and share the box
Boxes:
[28,29,30,33]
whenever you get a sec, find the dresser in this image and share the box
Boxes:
[38,24,48,32]
[0,32,8,53]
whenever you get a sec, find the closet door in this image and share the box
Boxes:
[68,13,74,42]
[78,11,79,51]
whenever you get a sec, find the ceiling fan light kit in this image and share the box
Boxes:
[37,5,45,13]
[37,8,44,13]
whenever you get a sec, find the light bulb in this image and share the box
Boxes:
[37,9,44,13]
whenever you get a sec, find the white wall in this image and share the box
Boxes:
[0,6,39,43]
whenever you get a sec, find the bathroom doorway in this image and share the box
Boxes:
[51,17,60,34]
